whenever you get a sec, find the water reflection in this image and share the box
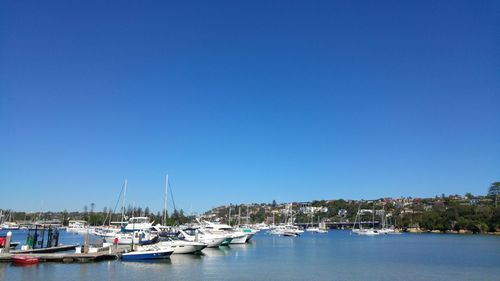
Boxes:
[169,253,203,265]
[122,259,172,269]
[3,231,500,281]
[201,247,231,258]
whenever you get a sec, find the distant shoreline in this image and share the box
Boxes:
[403,228,500,236]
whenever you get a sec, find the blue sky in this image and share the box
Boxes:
[1,1,499,213]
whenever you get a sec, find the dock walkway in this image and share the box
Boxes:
[0,245,130,263]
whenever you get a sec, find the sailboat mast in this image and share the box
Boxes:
[238,206,241,226]
[163,174,168,226]
[381,204,385,229]
[121,178,127,224]
[372,202,375,229]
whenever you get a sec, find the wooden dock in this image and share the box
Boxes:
[0,245,130,263]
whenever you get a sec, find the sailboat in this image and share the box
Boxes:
[305,213,320,232]
[359,203,380,236]
[352,201,380,236]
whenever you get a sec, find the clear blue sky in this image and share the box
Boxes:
[1,0,499,213]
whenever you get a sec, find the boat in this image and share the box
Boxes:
[12,255,39,265]
[121,246,173,261]
[306,226,320,232]
[0,236,20,250]
[9,241,20,249]
[377,207,402,234]
[0,211,21,230]
[157,236,206,254]
[353,202,380,236]
[283,231,300,237]
[124,217,153,231]
[178,228,226,248]
[66,220,90,235]
[199,221,252,244]
[357,229,380,236]
[268,224,303,236]
[0,222,20,230]
[104,230,157,245]
[307,226,328,233]
[93,227,120,238]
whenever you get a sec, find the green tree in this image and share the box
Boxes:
[488,182,500,207]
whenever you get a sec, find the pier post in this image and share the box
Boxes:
[83,229,90,254]
[4,231,12,253]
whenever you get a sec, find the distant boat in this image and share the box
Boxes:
[283,231,300,237]
[269,224,303,236]
[352,201,380,236]
[66,220,89,235]
[0,236,20,249]
[357,229,380,236]
[121,246,173,261]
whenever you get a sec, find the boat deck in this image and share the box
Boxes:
[11,244,79,254]
[0,252,118,263]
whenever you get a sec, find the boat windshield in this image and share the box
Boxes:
[129,217,150,224]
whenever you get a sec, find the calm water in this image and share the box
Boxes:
[1,230,499,281]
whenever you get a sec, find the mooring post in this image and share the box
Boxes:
[4,231,12,253]
[83,229,90,254]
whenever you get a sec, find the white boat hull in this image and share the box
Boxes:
[158,241,206,254]
[229,234,248,244]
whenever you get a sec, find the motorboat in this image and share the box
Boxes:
[178,228,226,248]
[66,220,90,235]
[104,230,157,245]
[200,221,251,244]
[157,236,206,254]
[94,227,120,238]
[121,245,173,261]
[124,217,153,231]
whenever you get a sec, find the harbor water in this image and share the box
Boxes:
[1,230,499,281]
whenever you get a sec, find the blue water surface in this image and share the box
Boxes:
[1,230,499,281]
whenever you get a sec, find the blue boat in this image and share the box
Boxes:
[121,248,174,261]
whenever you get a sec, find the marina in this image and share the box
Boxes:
[1,0,499,280]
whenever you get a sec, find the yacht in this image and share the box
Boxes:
[178,228,226,248]
[66,220,90,235]
[124,217,153,231]
[200,221,251,244]
[157,236,207,254]
[104,230,157,245]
